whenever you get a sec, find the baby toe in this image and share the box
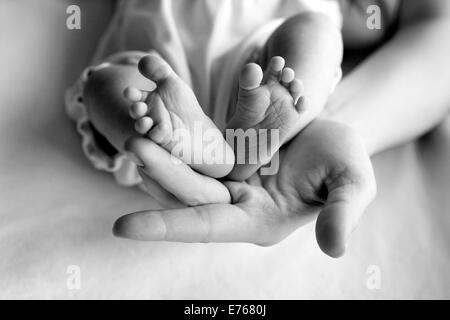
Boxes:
[281,67,295,87]
[289,79,304,103]
[129,101,148,119]
[239,63,263,91]
[148,123,172,145]
[123,86,149,102]
[264,56,285,83]
[294,96,307,114]
[135,116,154,135]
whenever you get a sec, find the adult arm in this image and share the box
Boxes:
[322,0,450,155]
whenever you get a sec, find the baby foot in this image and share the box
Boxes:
[227,56,305,180]
[124,54,234,178]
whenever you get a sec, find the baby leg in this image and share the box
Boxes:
[227,12,343,180]
[262,12,343,126]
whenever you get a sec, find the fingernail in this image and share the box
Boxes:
[112,220,123,237]
[125,152,144,167]
[112,217,130,239]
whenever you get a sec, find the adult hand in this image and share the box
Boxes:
[115,119,376,257]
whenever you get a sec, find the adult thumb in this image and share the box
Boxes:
[315,179,376,258]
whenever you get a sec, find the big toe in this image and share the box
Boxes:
[138,54,173,83]
[239,63,263,90]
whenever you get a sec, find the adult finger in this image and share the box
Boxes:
[138,168,185,209]
[113,182,279,244]
[113,204,247,243]
[125,137,231,206]
[315,170,377,258]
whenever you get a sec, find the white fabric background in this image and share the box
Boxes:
[0,0,449,299]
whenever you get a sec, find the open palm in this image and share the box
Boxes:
[114,119,376,257]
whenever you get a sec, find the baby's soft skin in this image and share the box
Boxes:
[84,53,235,179]
[123,54,235,178]
[125,54,306,182]
[83,53,155,153]
[226,12,343,180]
[84,11,342,183]
[226,56,305,180]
